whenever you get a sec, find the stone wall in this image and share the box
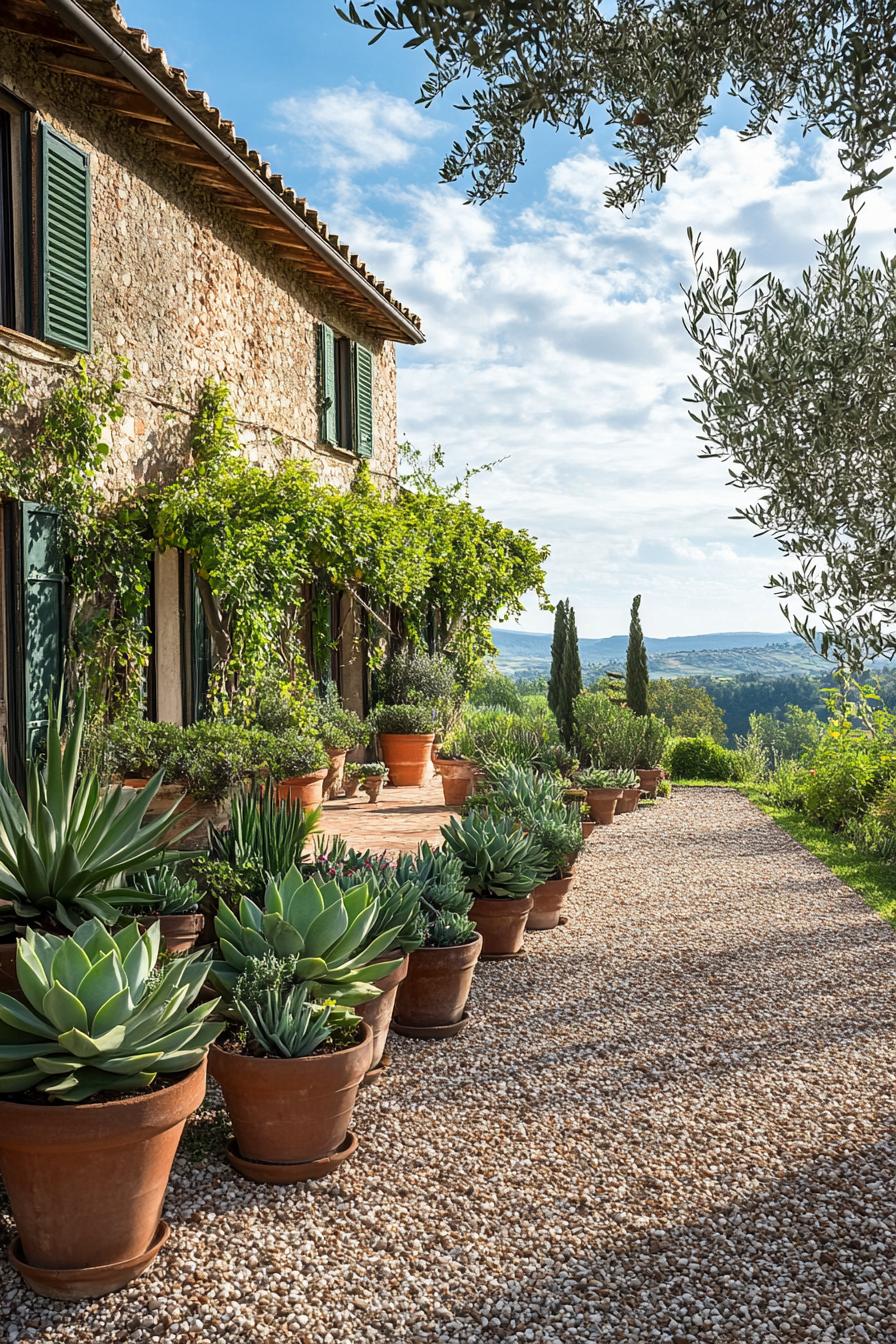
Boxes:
[0,32,401,494]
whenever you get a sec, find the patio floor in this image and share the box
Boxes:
[318,774,456,854]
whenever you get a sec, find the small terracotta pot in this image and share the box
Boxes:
[276,769,328,809]
[342,776,360,799]
[581,819,596,840]
[208,1023,373,1170]
[526,876,573,931]
[0,1063,207,1300]
[615,786,642,815]
[363,776,384,803]
[470,895,534,958]
[378,733,435,787]
[357,954,409,1068]
[123,779,230,851]
[139,912,205,956]
[435,757,477,807]
[394,935,482,1031]
[585,788,623,825]
[637,768,663,799]
[324,748,348,800]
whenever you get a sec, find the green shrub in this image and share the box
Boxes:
[105,717,272,802]
[266,730,329,780]
[370,703,437,735]
[376,647,458,707]
[663,735,742,781]
[469,667,524,712]
[315,681,369,752]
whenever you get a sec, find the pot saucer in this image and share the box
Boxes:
[480,948,527,962]
[391,1011,470,1041]
[8,1220,170,1301]
[226,1131,358,1184]
[361,1052,392,1086]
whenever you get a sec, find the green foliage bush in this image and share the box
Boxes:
[649,678,726,743]
[663,735,745,781]
[370,703,437,735]
[469,666,524,712]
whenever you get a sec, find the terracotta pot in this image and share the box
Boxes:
[0,1062,207,1300]
[276,769,328,809]
[470,895,534,958]
[139,912,205,956]
[342,776,360,799]
[357,955,409,1068]
[394,935,482,1031]
[123,779,230,851]
[526,875,574,931]
[435,757,477,807]
[585,787,623,825]
[208,1023,373,1168]
[378,733,435,787]
[637,767,663,799]
[615,786,642,815]
[324,748,348,800]
[581,819,596,840]
[363,776,384,803]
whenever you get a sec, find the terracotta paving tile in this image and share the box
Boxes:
[318,774,456,854]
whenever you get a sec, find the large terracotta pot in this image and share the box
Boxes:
[394,935,482,1033]
[526,876,574,931]
[637,768,663,799]
[585,787,623,825]
[378,733,435,787]
[435,757,477,807]
[0,1062,207,1300]
[124,779,229,851]
[324,748,348,800]
[615,786,642,815]
[276,769,328,808]
[208,1023,372,1172]
[357,954,409,1068]
[470,895,534,958]
[139,913,205,956]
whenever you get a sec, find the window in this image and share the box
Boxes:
[0,90,30,336]
[317,323,374,457]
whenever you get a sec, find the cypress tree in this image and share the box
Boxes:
[625,594,649,715]
[547,600,568,718]
[558,603,583,744]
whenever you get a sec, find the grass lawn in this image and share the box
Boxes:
[674,780,896,927]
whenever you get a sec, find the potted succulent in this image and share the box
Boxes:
[0,920,220,1299]
[433,720,479,807]
[132,864,205,954]
[209,784,320,880]
[209,955,373,1183]
[635,715,670,798]
[316,682,369,799]
[610,768,642,814]
[360,760,389,803]
[440,811,545,958]
[341,762,364,799]
[268,730,330,808]
[369,704,436,787]
[392,843,482,1038]
[578,768,624,825]
[0,694,190,999]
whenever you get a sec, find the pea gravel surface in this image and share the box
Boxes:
[3,787,896,1343]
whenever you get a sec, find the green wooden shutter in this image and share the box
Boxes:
[40,125,91,352]
[189,567,211,722]
[317,323,337,444]
[352,343,374,458]
[20,502,65,755]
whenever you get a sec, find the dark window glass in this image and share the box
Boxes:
[0,109,15,330]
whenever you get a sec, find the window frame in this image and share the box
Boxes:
[0,87,33,338]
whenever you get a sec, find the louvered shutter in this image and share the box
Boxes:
[352,344,374,458]
[317,323,337,444]
[40,126,91,352]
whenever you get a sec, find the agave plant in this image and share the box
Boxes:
[394,842,476,946]
[130,864,200,915]
[0,694,191,931]
[440,812,546,900]
[305,840,423,952]
[211,866,403,1006]
[209,784,320,880]
[608,769,640,789]
[576,768,618,789]
[233,954,360,1058]
[0,919,221,1102]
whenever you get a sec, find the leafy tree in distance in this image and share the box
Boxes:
[625,596,649,715]
[547,601,568,720]
[558,603,583,744]
[649,678,726,743]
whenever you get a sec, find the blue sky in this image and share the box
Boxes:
[125,1,896,639]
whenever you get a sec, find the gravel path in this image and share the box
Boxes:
[3,787,896,1342]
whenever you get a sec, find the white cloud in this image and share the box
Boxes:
[272,83,441,172]
[290,108,896,637]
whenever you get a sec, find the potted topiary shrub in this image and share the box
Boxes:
[268,731,330,808]
[316,681,369,799]
[131,864,205,954]
[578,768,625,825]
[370,704,436,787]
[209,956,373,1183]
[610,768,642,814]
[360,760,389,803]
[0,920,220,1299]
[440,811,545,958]
[392,843,482,1038]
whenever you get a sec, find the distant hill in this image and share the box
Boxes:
[491,627,827,680]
